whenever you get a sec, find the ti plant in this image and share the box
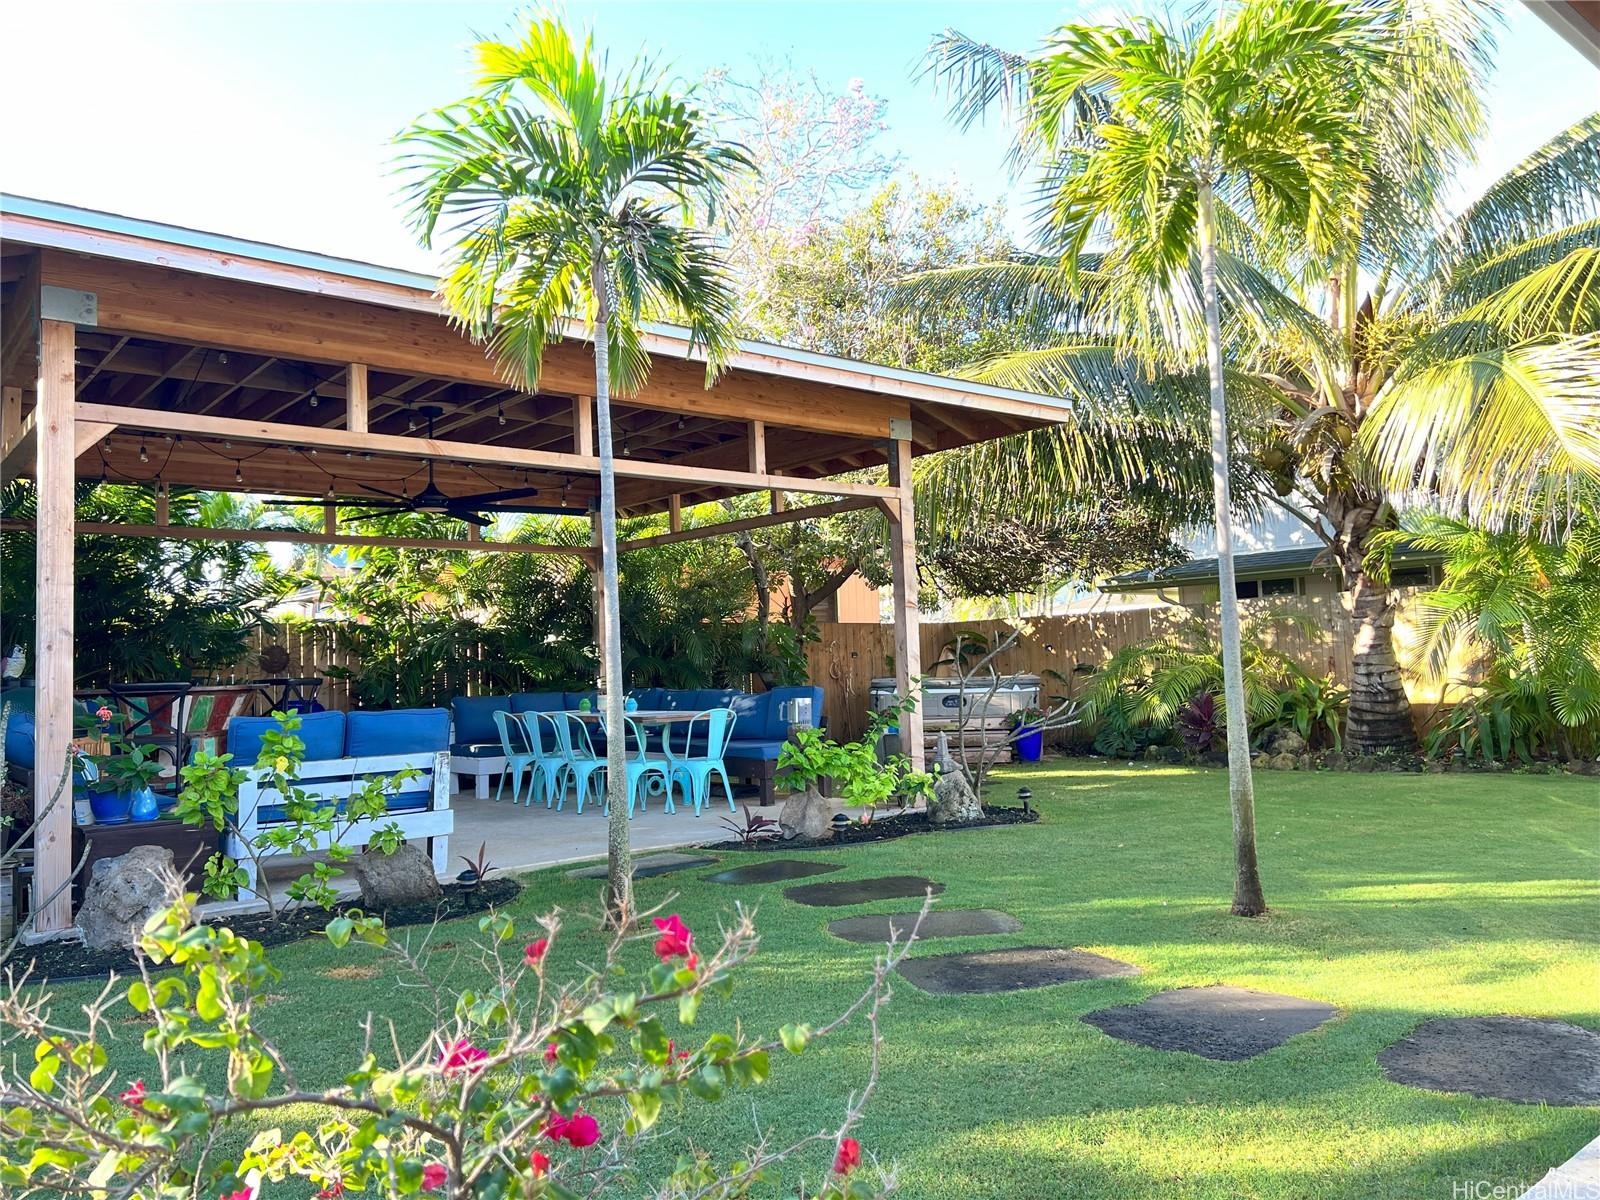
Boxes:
[717,805,781,846]
[0,869,922,1199]
[174,712,414,919]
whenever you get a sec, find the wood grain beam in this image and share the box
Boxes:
[618,497,879,552]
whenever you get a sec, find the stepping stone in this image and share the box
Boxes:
[566,852,717,880]
[706,860,843,886]
[783,875,944,907]
[896,946,1139,994]
[1083,985,1337,1061]
[827,909,1022,944]
[1377,1016,1600,1106]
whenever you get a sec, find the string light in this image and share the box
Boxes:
[497,401,506,426]
[138,441,148,464]
[309,388,320,409]
[234,464,243,484]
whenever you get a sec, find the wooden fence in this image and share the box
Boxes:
[230,589,1455,736]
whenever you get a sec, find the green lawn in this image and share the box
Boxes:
[48,761,1600,1198]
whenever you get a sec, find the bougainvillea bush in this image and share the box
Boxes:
[0,873,915,1199]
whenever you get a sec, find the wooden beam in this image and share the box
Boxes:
[667,494,682,533]
[1,252,40,390]
[618,496,879,552]
[33,319,75,934]
[886,438,924,771]
[573,395,594,456]
[2,386,24,456]
[771,489,785,514]
[0,409,35,483]
[748,420,767,474]
[154,483,169,526]
[0,518,593,558]
[75,421,115,458]
[322,504,336,536]
[347,362,368,433]
[72,402,897,501]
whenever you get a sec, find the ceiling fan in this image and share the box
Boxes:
[338,405,574,527]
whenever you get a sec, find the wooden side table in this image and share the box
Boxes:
[72,820,217,907]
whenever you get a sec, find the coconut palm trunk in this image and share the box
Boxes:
[1333,504,1417,753]
[1198,177,1266,917]
[591,252,633,926]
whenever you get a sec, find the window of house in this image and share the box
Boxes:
[1260,576,1301,597]
[1388,565,1435,588]
[1234,579,1259,599]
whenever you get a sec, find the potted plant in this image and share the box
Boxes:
[1009,707,1046,763]
[82,723,166,825]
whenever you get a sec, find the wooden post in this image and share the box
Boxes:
[573,396,594,457]
[0,387,21,458]
[747,420,767,475]
[33,319,76,934]
[347,363,368,434]
[323,504,336,536]
[154,482,169,526]
[886,436,924,770]
[771,489,785,514]
[667,494,682,533]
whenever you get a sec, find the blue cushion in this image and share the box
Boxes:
[5,710,35,770]
[452,695,509,747]
[726,738,790,762]
[345,708,450,758]
[630,688,668,711]
[763,686,823,739]
[450,742,504,759]
[511,692,569,714]
[730,693,769,738]
[228,710,345,767]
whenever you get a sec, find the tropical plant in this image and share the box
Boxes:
[915,0,1412,915]
[400,14,751,925]
[778,696,933,814]
[908,12,1599,768]
[1175,691,1223,755]
[1371,512,1600,760]
[718,804,781,846]
[0,890,909,1199]
[1270,670,1350,751]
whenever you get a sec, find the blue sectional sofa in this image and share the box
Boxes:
[448,686,824,802]
[223,708,454,893]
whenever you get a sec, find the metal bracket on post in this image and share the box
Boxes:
[888,417,913,443]
[40,287,98,327]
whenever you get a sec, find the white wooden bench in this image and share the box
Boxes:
[228,750,453,896]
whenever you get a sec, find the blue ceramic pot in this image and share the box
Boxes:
[1015,726,1045,763]
[88,788,136,825]
[129,786,161,822]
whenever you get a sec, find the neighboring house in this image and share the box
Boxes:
[1101,542,1443,606]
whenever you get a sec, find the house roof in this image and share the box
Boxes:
[1100,541,1442,593]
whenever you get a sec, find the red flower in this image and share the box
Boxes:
[439,1039,487,1076]
[666,1039,691,1061]
[529,1150,551,1177]
[686,953,699,972]
[652,914,693,961]
[544,1108,601,1148]
[220,1190,252,1200]
[833,1137,861,1176]
[524,939,549,967]
[120,1080,146,1108]
[421,1163,447,1192]
[316,1181,345,1199]
[543,1040,559,1066]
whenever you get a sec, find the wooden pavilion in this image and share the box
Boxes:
[0,194,1073,935]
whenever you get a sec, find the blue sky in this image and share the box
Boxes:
[2,1,1594,271]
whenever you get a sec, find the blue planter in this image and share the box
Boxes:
[130,787,161,822]
[1015,726,1045,762]
[88,788,136,825]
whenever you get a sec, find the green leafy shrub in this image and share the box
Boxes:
[0,888,908,1199]
[1270,671,1349,751]
[779,695,933,811]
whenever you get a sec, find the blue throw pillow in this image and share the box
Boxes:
[4,710,35,770]
[227,710,346,767]
[510,692,569,714]
[451,695,506,747]
[345,709,450,758]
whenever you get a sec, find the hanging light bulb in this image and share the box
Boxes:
[497,401,506,426]
[309,388,320,409]
[138,442,148,463]
[234,464,243,484]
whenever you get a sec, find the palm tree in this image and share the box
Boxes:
[916,0,1400,916]
[400,16,750,923]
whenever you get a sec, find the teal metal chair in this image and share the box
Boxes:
[596,715,673,817]
[524,711,570,809]
[491,709,536,804]
[553,712,606,814]
[662,708,737,815]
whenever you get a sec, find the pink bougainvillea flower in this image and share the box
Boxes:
[529,1150,551,1177]
[119,1080,146,1108]
[685,953,699,972]
[666,1039,691,1061]
[833,1137,861,1176]
[524,938,549,967]
[543,1040,559,1066]
[439,1039,487,1076]
[544,1108,600,1148]
[421,1163,447,1191]
[316,1181,345,1199]
[652,915,693,961]
[220,1189,252,1200]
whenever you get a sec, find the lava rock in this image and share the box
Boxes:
[79,845,178,951]
[350,844,442,910]
[778,788,833,840]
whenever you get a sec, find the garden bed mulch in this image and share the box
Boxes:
[701,804,1038,853]
[11,877,522,984]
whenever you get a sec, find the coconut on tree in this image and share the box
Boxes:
[400,15,750,924]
